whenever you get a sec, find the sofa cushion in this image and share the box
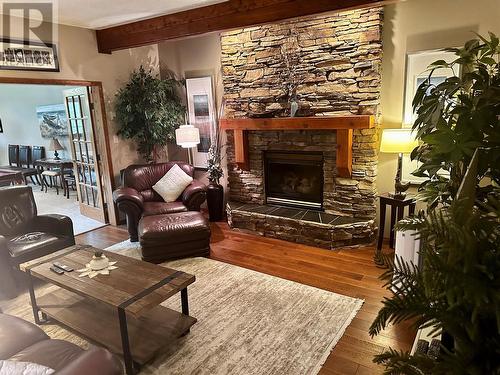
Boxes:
[0,186,36,237]
[123,162,194,199]
[152,164,193,203]
[7,233,73,263]
[0,360,55,375]
[0,360,54,375]
[0,314,49,360]
[10,340,83,372]
[139,211,211,244]
[143,202,188,216]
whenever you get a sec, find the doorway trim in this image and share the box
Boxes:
[0,77,118,226]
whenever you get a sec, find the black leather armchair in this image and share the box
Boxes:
[0,186,75,298]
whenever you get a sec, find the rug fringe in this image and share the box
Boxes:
[312,298,365,374]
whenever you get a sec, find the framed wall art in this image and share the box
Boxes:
[401,49,459,184]
[186,76,217,169]
[0,38,60,72]
[37,104,69,138]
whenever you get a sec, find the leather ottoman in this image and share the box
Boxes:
[138,211,211,263]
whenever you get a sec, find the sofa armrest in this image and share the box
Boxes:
[0,236,17,299]
[113,187,144,242]
[113,187,144,209]
[55,347,123,375]
[182,180,207,211]
[32,214,74,238]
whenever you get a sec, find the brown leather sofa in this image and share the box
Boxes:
[0,312,122,374]
[0,186,75,299]
[113,162,207,242]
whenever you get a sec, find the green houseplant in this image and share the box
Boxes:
[115,66,185,163]
[370,33,500,374]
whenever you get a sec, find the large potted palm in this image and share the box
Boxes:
[370,33,500,374]
[115,66,185,163]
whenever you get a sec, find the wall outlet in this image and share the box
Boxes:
[113,135,119,144]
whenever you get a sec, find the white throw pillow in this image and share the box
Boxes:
[0,360,54,375]
[152,164,193,203]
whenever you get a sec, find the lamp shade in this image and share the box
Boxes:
[175,124,200,148]
[380,129,418,154]
[48,138,64,151]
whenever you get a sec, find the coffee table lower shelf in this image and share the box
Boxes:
[36,288,197,365]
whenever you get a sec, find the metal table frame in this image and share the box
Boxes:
[26,268,191,375]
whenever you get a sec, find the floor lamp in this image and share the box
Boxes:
[175,124,200,165]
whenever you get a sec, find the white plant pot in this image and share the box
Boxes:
[89,255,110,271]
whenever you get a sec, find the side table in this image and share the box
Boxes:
[376,193,416,264]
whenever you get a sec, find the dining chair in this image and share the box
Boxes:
[18,146,40,185]
[0,145,20,169]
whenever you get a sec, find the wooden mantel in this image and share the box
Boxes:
[220,115,374,177]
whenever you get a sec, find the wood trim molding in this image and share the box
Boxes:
[220,116,374,130]
[0,77,102,87]
[221,116,374,177]
[336,129,353,177]
[96,0,392,53]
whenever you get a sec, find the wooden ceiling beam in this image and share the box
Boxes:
[96,0,392,53]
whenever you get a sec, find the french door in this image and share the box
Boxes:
[63,87,107,223]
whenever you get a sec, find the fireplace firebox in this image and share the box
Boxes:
[264,151,323,210]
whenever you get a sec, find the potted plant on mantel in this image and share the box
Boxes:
[115,66,185,163]
[206,119,225,222]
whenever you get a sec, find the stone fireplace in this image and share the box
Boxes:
[220,7,382,249]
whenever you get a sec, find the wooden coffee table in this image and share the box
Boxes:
[21,245,196,375]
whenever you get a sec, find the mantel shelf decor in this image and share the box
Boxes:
[220,115,375,177]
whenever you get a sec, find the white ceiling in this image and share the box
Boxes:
[32,0,228,29]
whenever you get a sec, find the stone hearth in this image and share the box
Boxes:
[227,202,376,250]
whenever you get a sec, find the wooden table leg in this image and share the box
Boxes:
[389,205,397,249]
[409,203,416,216]
[377,204,386,251]
[37,167,45,192]
[397,206,405,222]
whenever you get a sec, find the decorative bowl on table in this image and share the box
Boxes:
[77,250,118,278]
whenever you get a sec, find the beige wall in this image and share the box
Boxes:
[378,0,500,236]
[0,84,78,164]
[158,33,225,186]
[0,16,160,184]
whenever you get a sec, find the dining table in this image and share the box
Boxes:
[34,158,74,194]
[0,168,24,186]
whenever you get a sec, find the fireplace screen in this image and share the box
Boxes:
[264,151,323,209]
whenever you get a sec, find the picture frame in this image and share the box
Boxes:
[37,104,69,138]
[401,49,459,184]
[0,38,60,72]
[186,76,217,169]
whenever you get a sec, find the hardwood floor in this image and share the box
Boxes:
[76,222,415,374]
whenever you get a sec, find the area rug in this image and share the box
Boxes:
[7,240,364,375]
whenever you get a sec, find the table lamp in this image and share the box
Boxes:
[48,138,64,160]
[175,124,200,165]
[380,129,418,199]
